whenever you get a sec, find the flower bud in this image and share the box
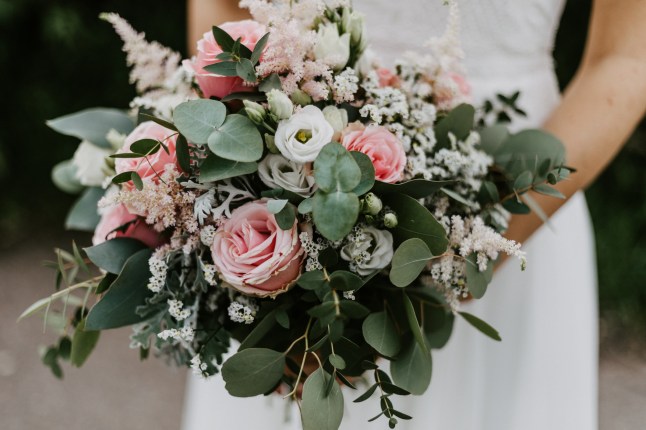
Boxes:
[290,89,313,106]
[243,100,266,125]
[383,212,398,229]
[361,192,383,216]
[264,133,279,154]
[267,89,294,120]
[348,11,365,47]
[322,106,348,134]
[314,24,350,71]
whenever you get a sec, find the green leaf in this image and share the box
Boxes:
[297,270,328,291]
[111,171,134,184]
[514,170,534,191]
[380,382,411,396]
[458,311,501,341]
[362,311,401,357]
[434,104,475,148]
[176,135,191,174]
[236,58,257,82]
[58,337,72,361]
[503,198,531,214]
[85,249,154,330]
[329,271,363,292]
[384,194,448,255]
[203,61,239,77]
[84,238,147,274]
[208,114,264,162]
[267,199,289,214]
[339,301,370,319]
[302,369,344,430]
[402,293,430,357]
[65,187,103,231]
[494,129,565,181]
[478,124,509,155]
[173,99,226,144]
[389,238,433,288]
[212,26,236,52]
[51,160,83,194]
[372,179,452,199]
[131,171,143,191]
[298,198,313,214]
[318,247,339,268]
[478,180,500,204]
[47,108,134,149]
[70,318,100,367]
[138,113,178,131]
[314,143,361,193]
[130,139,161,155]
[349,151,375,195]
[329,354,346,370]
[222,348,285,397]
[259,73,283,92]
[239,309,278,350]
[441,187,478,209]
[251,33,269,64]
[221,92,267,102]
[312,191,360,241]
[465,253,494,299]
[275,202,297,230]
[533,183,565,199]
[391,340,432,395]
[275,309,290,329]
[261,188,304,203]
[353,383,378,403]
[199,153,257,182]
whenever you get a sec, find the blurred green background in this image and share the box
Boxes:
[0,0,644,343]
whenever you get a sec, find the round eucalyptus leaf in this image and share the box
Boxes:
[390,339,432,395]
[349,151,375,195]
[51,160,83,194]
[362,311,401,357]
[312,191,360,241]
[314,143,361,193]
[208,114,264,162]
[389,238,433,288]
[302,369,344,430]
[221,348,285,397]
[173,99,226,144]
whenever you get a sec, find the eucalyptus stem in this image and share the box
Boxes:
[284,317,313,399]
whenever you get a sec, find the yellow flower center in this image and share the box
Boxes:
[296,129,312,144]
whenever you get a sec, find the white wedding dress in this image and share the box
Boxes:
[182,1,599,429]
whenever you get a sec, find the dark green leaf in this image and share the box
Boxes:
[58,337,72,361]
[441,187,478,209]
[176,135,191,173]
[138,113,178,131]
[380,382,411,396]
[236,58,257,82]
[372,179,452,199]
[391,340,432,395]
[465,253,494,299]
[130,139,161,155]
[362,311,401,357]
[131,171,143,191]
[329,271,362,292]
[239,309,278,350]
[251,33,269,64]
[434,104,475,148]
[389,238,433,288]
[275,309,290,329]
[302,369,344,430]
[318,247,339,268]
[222,348,285,397]
[297,270,328,291]
[203,61,239,77]
[70,318,100,367]
[312,191,360,241]
[275,202,297,230]
[458,311,501,341]
[350,151,375,195]
[212,26,236,52]
[84,238,147,274]
[353,383,378,402]
[402,293,430,357]
[199,153,258,182]
[221,92,267,102]
[85,249,154,330]
[339,301,370,319]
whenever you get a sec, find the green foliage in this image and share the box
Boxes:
[390,339,432,395]
[84,238,147,274]
[434,103,475,148]
[362,312,401,358]
[70,318,100,367]
[65,187,104,231]
[221,348,285,397]
[465,253,494,299]
[46,108,134,149]
[85,248,154,330]
[173,99,226,144]
[199,153,258,182]
[458,312,501,342]
[389,239,433,288]
[51,160,83,194]
[301,368,345,430]
[372,179,452,199]
[207,114,264,162]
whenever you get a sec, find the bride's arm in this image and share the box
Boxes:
[504,0,646,244]
[187,0,251,54]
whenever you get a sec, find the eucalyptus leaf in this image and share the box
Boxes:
[362,312,401,357]
[372,179,452,199]
[329,271,363,292]
[314,143,361,193]
[251,33,269,64]
[51,160,83,194]
[199,153,257,182]
[176,135,191,174]
[514,171,534,191]
[239,309,278,350]
[349,151,375,195]
[389,238,433,288]
[298,198,314,214]
[434,104,475,148]
[70,319,100,367]
[207,114,263,162]
[259,73,282,92]
[85,249,154,330]
[203,61,239,77]
[297,270,328,291]
[84,238,147,274]
[47,108,134,149]
[65,187,103,231]
[458,312,501,341]
[236,58,257,82]
[267,199,289,214]
[533,183,565,199]
[302,369,344,430]
[312,191,360,241]
[390,338,433,395]
[222,348,285,397]
[494,129,565,181]
[402,293,430,357]
[465,253,494,299]
[211,26,235,52]
[478,124,509,155]
[275,202,297,230]
[173,99,226,144]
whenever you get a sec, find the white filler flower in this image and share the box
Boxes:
[258,154,316,197]
[72,141,112,186]
[274,105,335,163]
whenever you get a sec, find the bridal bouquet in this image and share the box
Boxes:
[22,1,570,428]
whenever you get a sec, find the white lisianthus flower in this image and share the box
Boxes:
[314,24,350,71]
[71,141,112,186]
[274,105,335,163]
[267,89,294,120]
[340,225,394,276]
[258,154,316,197]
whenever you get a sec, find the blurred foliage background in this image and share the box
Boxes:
[0,0,644,343]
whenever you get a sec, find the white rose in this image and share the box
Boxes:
[274,105,335,163]
[258,154,316,197]
[71,141,112,187]
[314,24,350,71]
[340,226,394,276]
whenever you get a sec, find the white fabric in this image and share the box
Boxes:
[182,1,599,428]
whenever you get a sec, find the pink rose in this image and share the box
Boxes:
[184,20,266,100]
[434,72,472,109]
[341,124,406,183]
[211,200,304,297]
[115,121,178,188]
[92,204,166,249]
[377,67,400,88]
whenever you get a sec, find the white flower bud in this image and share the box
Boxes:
[348,11,365,46]
[314,24,350,71]
[362,193,383,216]
[322,105,348,134]
[243,100,266,124]
[72,140,112,187]
[267,89,294,120]
[383,212,398,229]
[258,154,316,197]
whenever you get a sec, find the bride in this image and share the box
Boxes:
[182,1,646,429]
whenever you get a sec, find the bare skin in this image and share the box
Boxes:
[187,0,646,246]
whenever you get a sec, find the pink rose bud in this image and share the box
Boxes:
[114,121,178,188]
[211,200,304,297]
[341,124,407,184]
[92,204,166,249]
[184,20,266,100]
[377,67,400,88]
